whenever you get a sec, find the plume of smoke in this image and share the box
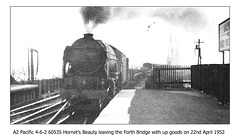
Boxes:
[80,7,111,32]
[80,7,207,32]
[80,7,142,32]
[150,8,208,32]
[112,7,142,20]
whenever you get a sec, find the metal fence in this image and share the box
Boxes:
[191,64,230,104]
[151,65,191,89]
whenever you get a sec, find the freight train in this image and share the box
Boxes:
[60,33,129,112]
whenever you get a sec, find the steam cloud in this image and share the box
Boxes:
[80,7,142,32]
[80,7,111,32]
[80,7,207,32]
[150,8,208,31]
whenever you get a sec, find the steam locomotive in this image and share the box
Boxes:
[60,33,129,112]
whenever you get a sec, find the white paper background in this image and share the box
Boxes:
[1,0,239,139]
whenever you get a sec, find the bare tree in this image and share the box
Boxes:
[11,68,28,83]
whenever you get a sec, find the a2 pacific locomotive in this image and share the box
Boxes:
[60,33,130,112]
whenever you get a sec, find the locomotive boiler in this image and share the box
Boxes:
[60,33,129,112]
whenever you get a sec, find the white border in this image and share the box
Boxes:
[1,0,239,139]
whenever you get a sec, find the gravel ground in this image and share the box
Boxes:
[128,89,230,124]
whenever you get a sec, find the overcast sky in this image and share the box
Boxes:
[11,7,229,79]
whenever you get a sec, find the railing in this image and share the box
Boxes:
[151,65,191,89]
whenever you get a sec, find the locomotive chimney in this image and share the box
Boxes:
[84,33,94,39]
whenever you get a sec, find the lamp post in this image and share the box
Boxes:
[194,39,204,91]
[194,39,204,65]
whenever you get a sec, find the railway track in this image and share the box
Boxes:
[10,94,70,124]
[10,94,98,124]
[59,111,97,124]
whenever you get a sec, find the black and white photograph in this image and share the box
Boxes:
[2,0,239,138]
[10,6,230,125]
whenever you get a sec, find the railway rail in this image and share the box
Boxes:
[10,93,97,124]
[10,94,68,124]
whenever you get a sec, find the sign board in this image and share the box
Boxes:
[219,18,230,52]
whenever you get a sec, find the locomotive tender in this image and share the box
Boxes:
[60,33,129,111]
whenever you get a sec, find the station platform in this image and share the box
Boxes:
[11,84,39,93]
[10,84,39,108]
[93,89,230,124]
[93,89,135,124]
